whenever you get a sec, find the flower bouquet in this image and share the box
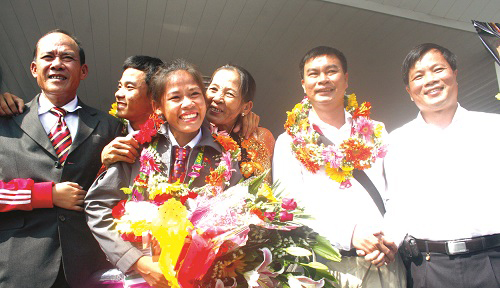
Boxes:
[113,171,341,287]
[110,114,341,287]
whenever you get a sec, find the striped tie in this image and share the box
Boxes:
[48,107,72,165]
[170,146,190,183]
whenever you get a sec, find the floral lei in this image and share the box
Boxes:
[284,94,388,188]
[115,111,242,209]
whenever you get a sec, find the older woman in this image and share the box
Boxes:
[206,64,275,181]
[84,59,242,287]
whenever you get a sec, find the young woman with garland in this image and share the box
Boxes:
[84,59,242,287]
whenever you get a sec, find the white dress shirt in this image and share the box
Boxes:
[384,105,500,244]
[38,93,81,138]
[273,109,387,251]
[167,128,202,149]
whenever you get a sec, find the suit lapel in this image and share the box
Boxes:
[70,101,98,154]
[13,94,57,158]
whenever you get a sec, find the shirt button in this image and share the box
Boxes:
[54,161,62,169]
[58,215,66,221]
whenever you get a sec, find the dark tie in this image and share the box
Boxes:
[48,107,72,165]
[170,146,190,183]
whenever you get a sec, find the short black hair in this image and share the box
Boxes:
[150,59,206,105]
[33,29,85,65]
[402,43,457,86]
[210,64,256,102]
[300,46,347,79]
[123,55,163,95]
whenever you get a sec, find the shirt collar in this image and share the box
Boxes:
[309,109,352,133]
[414,103,465,130]
[127,121,136,134]
[167,127,202,148]
[38,93,81,115]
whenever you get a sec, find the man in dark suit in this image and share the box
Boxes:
[0,29,122,287]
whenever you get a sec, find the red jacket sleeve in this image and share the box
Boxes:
[0,178,53,212]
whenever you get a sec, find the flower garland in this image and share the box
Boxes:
[284,93,388,188]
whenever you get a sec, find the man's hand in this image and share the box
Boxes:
[232,111,260,139]
[133,256,170,287]
[101,134,139,168]
[0,92,24,116]
[352,225,397,266]
[52,182,86,211]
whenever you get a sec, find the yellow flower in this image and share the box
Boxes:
[496,93,500,100]
[152,199,193,288]
[257,183,277,202]
[293,103,303,112]
[326,165,351,183]
[374,124,383,138]
[130,220,150,236]
[299,119,310,131]
[341,164,353,172]
[346,93,358,111]
[109,102,118,117]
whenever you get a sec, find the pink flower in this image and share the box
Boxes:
[322,145,343,169]
[244,248,280,287]
[280,211,293,222]
[340,179,352,189]
[139,150,160,174]
[376,144,388,159]
[281,198,297,210]
[264,212,276,221]
[354,117,374,142]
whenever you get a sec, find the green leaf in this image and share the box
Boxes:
[248,169,269,195]
[301,261,328,270]
[314,268,338,283]
[312,235,342,262]
[285,246,312,257]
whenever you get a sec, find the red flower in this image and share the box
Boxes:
[281,198,297,210]
[312,124,323,135]
[353,102,371,119]
[264,212,276,221]
[280,211,294,222]
[121,232,142,242]
[135,119,157,144]
[152,193,172,205]
[112,200,127,220]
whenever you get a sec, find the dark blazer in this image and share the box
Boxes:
[0,95,122,288]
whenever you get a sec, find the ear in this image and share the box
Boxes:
[30,61,38,78]
[301,79,306,94]
[405,86,414,102]
[80,64,89,80]
[242,101,253,115]
[344,72,349,89]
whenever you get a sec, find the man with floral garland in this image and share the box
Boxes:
[384,43,500,287]
[273,46,406,287]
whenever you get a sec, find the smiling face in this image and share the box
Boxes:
[301,54,348,109]
[30,32,88,106]
[115,68,153,129]
[406,49,458,116]
[206,69,250,132]
[155,70,206,146]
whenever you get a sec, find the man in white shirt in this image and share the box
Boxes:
[384,43,500,287]
[273,46,406,287]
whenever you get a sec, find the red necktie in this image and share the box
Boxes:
[48,107,72,165]
[170,146,190,183]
